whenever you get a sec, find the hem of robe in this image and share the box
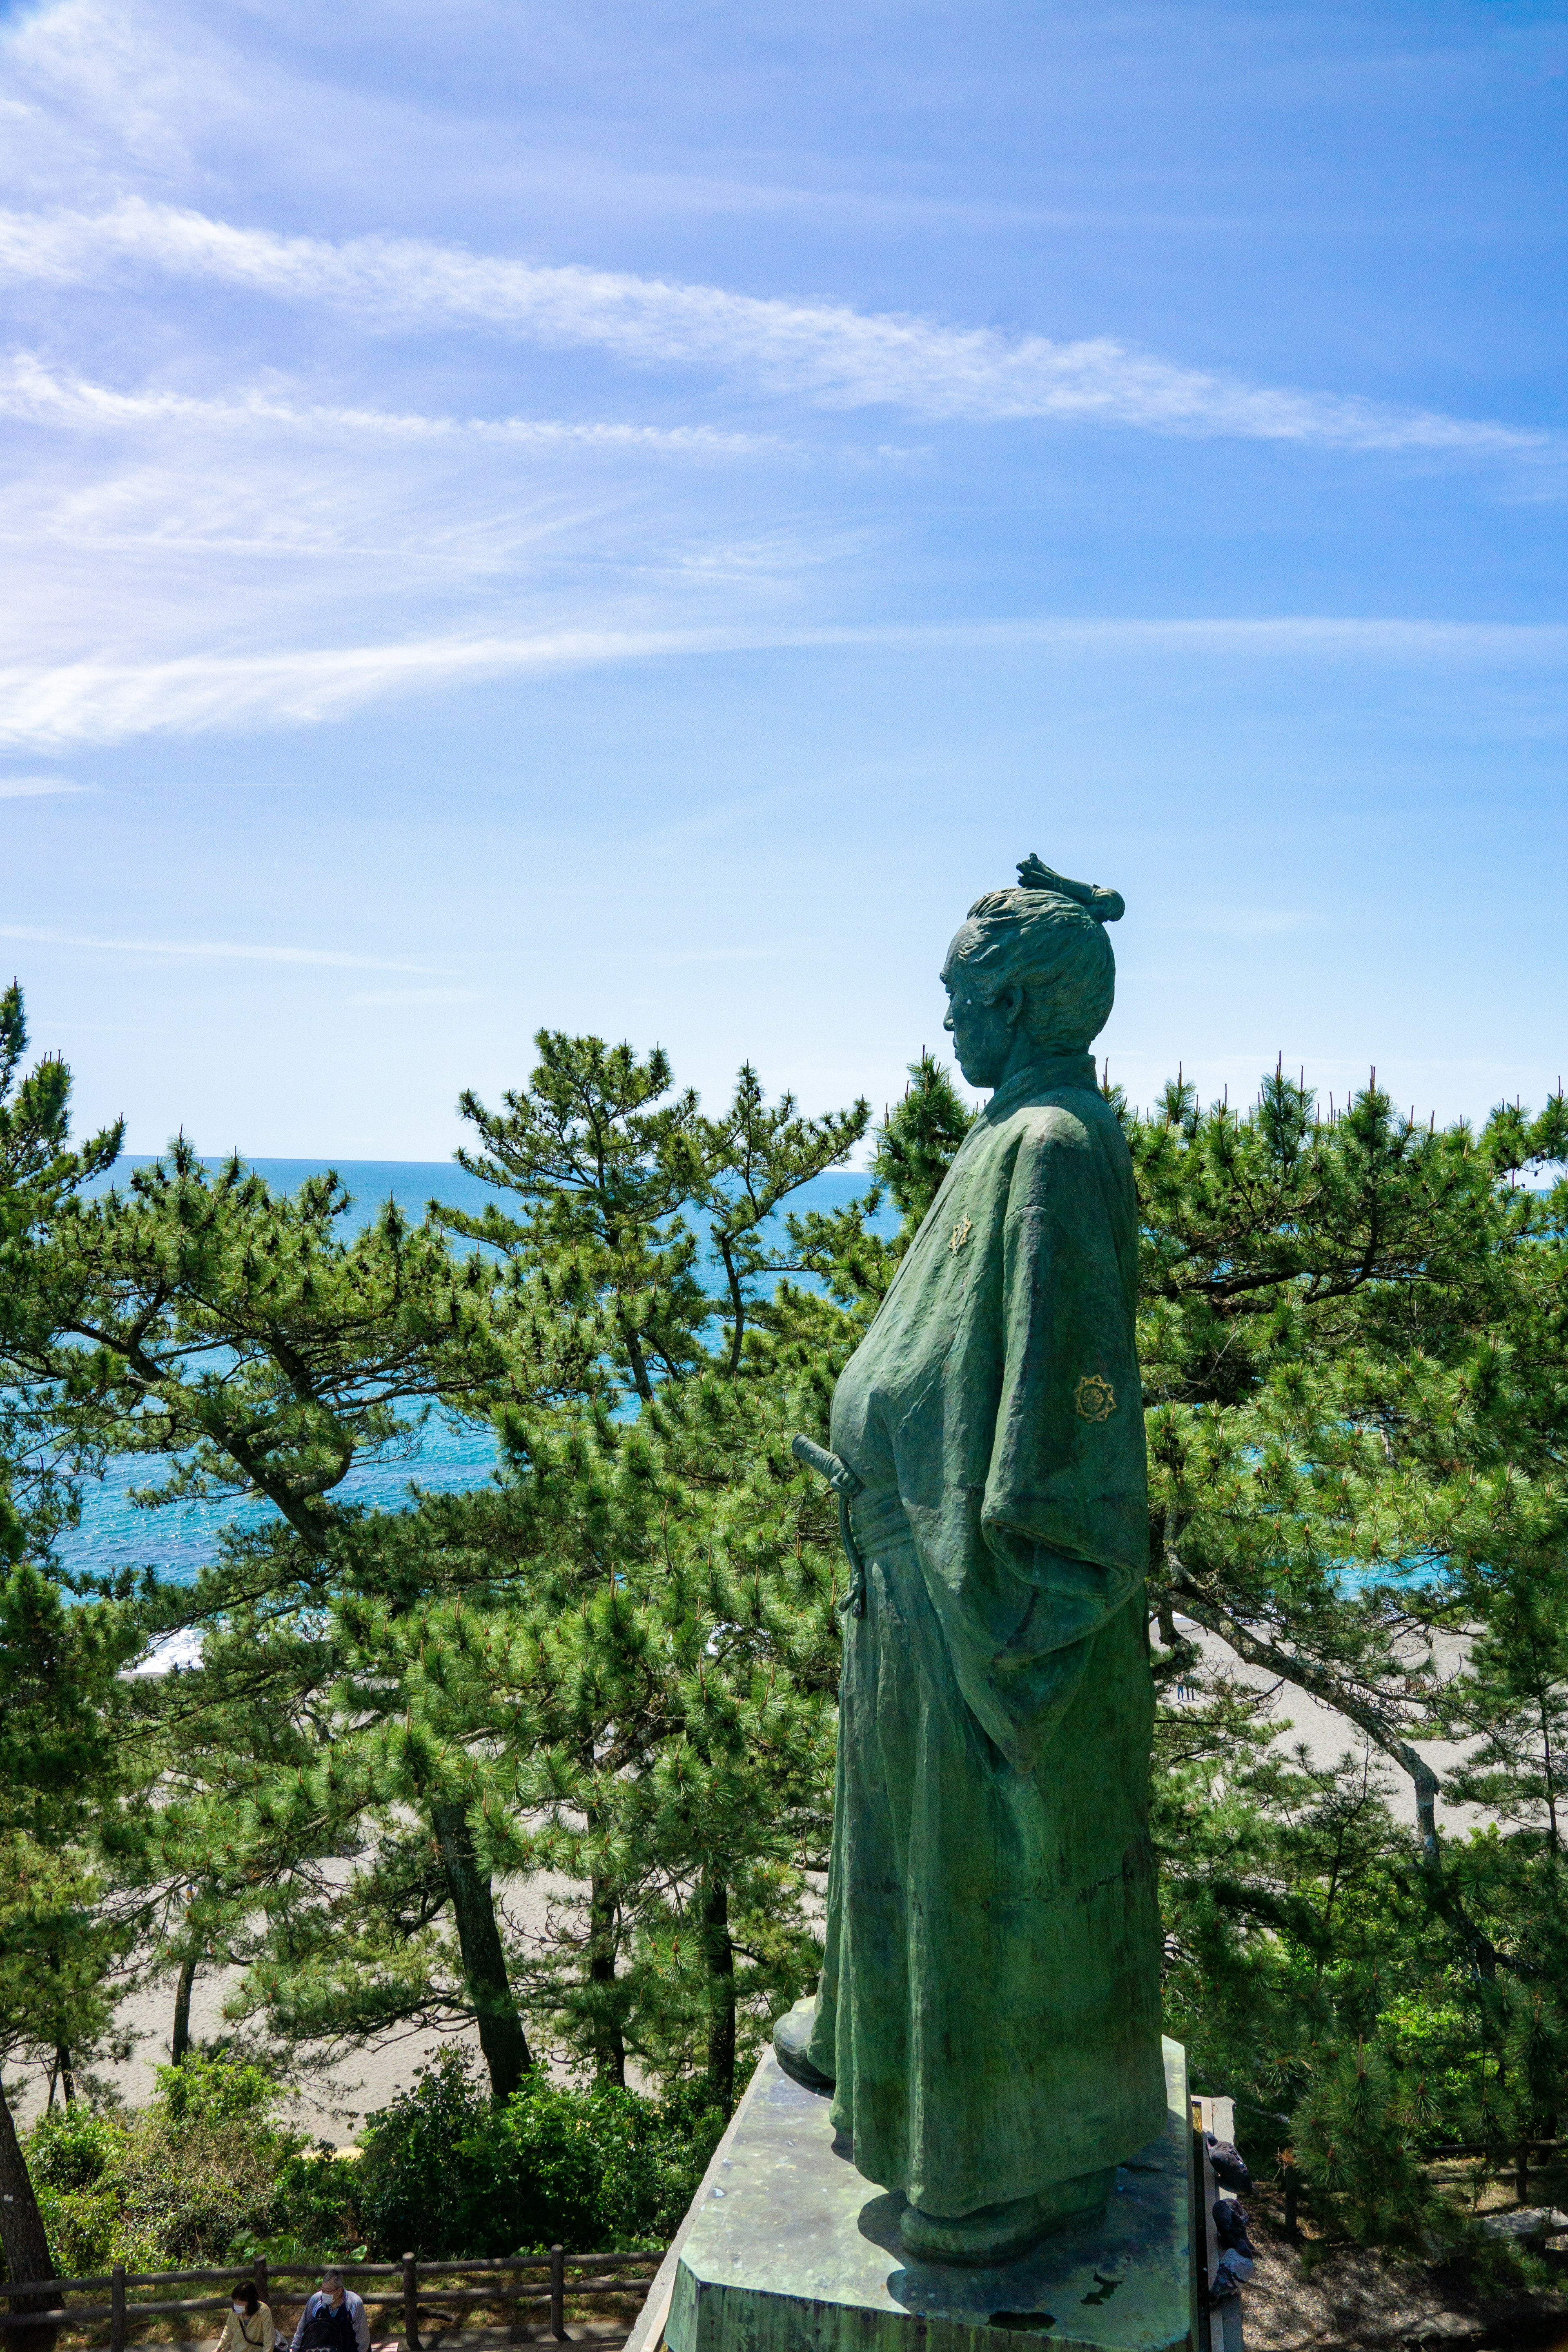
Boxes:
[809,1568,1167,2216]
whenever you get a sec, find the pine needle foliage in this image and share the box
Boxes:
[8,986,1568,2277]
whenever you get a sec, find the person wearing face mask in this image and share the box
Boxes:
[215,2279,274,2352]
[291,2269,369,2352]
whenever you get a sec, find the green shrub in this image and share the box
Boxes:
[354,2051,720,2258]
[22,2052,712,2275]
[26,2107,159,2273]
[30,2180,139,2277]
[152,2052,285,2129]
[24,2056,312,2272]
[27,2107,125,2197]
[462,2075,715,2254]
[355,2049,489,2259]
[270,2149,366,2262]
[1293,2040,1463,2258]
[122,2114,298,2264]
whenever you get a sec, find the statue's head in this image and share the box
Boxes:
[940,853,1123,1089]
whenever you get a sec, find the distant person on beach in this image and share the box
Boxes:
[215,2280,274,2352]
[291,2270,370,2352]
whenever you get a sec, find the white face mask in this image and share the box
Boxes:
[233,2305,247,2318]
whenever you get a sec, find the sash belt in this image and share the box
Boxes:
[848,1482,911,1557]
[790,1434,915,1618]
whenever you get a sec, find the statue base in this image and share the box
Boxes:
[627,2038,1196,2352]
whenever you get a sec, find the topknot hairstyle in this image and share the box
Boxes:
[942,853,1124,1051]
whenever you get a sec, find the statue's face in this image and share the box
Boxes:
[941,959,1020,1089]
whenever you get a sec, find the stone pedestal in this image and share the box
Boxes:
[629,2039,1195,2352]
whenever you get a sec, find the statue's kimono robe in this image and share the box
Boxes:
[806,1047,1165,2218]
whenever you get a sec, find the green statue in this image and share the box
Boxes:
[775,855,1165,2266]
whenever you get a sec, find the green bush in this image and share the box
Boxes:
[123,2114,299,2265]
[354,2050,720,2258]
[22,2051,711,2274]
[354,2048,488,2259]
[30,2181,140,2278]
[270,2149,366,2262]
[152,2052,285,2128]
[1292,2040,1463,2259]
[463,2074,719,2254]
[26,2106,158,2274]
[27,2107,126,2197]
[24,2055,311,2272]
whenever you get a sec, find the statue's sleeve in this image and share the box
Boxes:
[979,1110,1147,1653]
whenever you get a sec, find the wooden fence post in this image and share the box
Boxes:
[110,2263,127,2352]
[254,2256,269,2317]
[550,2247,565,2343]
[401,2253,421,2352]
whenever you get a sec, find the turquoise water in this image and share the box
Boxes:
[60,1158,881,1586]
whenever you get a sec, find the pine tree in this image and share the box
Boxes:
[0,1564,145,2296]
[0,985,135,2301]
[425,1037,868,2107]
[28,1148,542,2099]
[871,1049,975,1232]
[20,987,1568,2258]
[1442,1568,1568,1852]
[44,1037,869,2116]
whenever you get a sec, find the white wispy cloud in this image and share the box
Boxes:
[0,629,686,746]
[0,770,89,796]
[0,922,439,969]
[0,353,777,457]
[3,615,1566,751]
[0,198,1542,453]
[349,988,480,1007]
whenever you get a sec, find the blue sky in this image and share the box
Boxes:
[1,0,1565,1156]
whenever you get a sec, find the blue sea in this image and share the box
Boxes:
[60,1158,884,1589]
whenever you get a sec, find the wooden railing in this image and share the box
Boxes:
[0,2249,666,2352]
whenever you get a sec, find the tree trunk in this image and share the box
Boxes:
[624,1328,654,1404]
[587,1875,627,2088]
[700,1869,736,2114]
[1282,2155,1300,2240]
[0,2073,59,2350]
[52,2047,74,2109]
[1167,1564,1445,1862]
[1169,1568,1508,1977]
[430,1801,533,2102]
[171,1950,198,2065]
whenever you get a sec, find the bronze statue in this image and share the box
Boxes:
[777,856,1165,2265]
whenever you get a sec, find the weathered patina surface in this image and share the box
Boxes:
[657,2041,1194,2352]
[788,861,1165,2244]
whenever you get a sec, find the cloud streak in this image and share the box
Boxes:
[3,615,1566,751]
[0,353,777,457]
[0,198,1542,454]
[0,771,89,797]
[349,987,480,1007]
[0,921,439,969]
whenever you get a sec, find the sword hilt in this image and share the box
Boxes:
[790,1432,863,1499]
[790,1434,867,1617]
